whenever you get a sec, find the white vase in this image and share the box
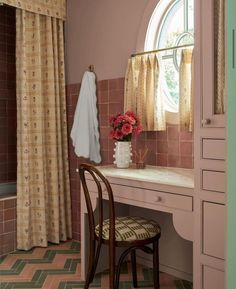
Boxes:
[113,141,132,168]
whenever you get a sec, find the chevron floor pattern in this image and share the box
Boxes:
[0,241,192,289]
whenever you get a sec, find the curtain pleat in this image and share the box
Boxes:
[179,49,194,132]
[16,9,72,250]
[214,0,225,114]
[124,54,165,131]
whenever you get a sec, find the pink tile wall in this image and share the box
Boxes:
[0,6,16,184]
[0,197,17,256]
[66,77,193,240]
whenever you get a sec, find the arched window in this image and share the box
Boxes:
[145,0,194,113]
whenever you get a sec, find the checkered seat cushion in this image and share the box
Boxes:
[95,216,161,242]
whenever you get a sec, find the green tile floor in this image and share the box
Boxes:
[0,241,192,289]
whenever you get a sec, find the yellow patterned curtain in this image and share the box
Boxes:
[1,0,66,19]
[214,0,225,114]
[16,9,72,250]
[124,54,166,131]
[179,49,194,132]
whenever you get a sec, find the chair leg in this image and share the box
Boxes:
[84,240,96,289]
[131,250,138,288]
[109,243,116,289]
[115,247,134,289]
[153,240,160,289]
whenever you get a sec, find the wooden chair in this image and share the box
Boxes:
[79,163,161,289]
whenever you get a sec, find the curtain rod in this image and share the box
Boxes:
[131,43,194,57]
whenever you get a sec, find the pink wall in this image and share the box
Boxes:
[65,0,149,83]
[65,1,193,240]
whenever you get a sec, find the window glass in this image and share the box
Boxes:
[145,0,194,113]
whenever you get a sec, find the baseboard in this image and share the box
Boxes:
[136,254,193,282]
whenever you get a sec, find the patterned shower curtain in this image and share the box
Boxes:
[16,9,72,250]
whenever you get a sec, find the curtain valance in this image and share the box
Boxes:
[1,0,66,20]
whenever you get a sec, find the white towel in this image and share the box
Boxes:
[70,71,101,163]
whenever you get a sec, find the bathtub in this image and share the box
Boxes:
[0,182,16,198]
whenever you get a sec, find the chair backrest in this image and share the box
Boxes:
[79,163,116,243]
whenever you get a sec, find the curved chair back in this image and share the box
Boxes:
[79,163,116,244]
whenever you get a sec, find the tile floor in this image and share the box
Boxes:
[0,241,192,289]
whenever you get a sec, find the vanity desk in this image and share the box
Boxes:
[80,165,194,280]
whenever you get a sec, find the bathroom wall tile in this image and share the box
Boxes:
[145,140,157,157]
[156,130,168,141]
[180,141,193,156]
[97,79,108,91]
[167,125,180,141]
[0,222,3,234]
[4,208,16,221]
[108,78,124,90]
[146,152,157,166]
[0,196,17,256]
[98,103,108,116]
[146,131,157,140]
[3,220,15,233]
[180,156,194,169]
[109,101,124,115]
[100,138,109,151]
[4,198,16,209]
[0,153,7,162]
[97,90,108,103]
[109,89,124,103]
[156,153,168,166]
[180,131,193,141]
[156,141,168,154]
[0,6,16,184]
[0,173,7,182]
[168,154,180,167]
[167,141,180,155]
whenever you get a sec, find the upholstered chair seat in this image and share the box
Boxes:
[95,216,161,242]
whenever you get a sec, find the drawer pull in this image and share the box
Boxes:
[155,196,162,202]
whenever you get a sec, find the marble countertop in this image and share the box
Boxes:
[97,165,194,189]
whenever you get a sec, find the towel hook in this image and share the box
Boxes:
[89,65,94,72]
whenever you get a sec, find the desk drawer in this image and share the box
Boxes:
[202,139,226,160]
[86,180,193,212]
[202,170,226,192]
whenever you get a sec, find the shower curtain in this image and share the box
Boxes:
[16,8,72,250]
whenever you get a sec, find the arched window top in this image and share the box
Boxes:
[144,0,194,113]
[145,0,194,50]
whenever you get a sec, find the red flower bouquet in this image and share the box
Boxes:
[109,111,142,142]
